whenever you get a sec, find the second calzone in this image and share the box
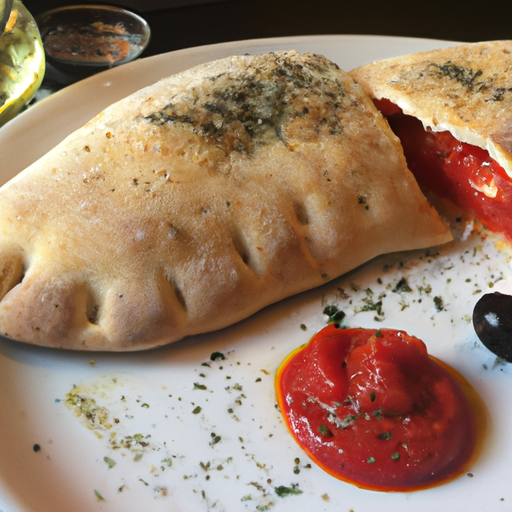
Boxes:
[0,51,451,351]
[350,40,512,241]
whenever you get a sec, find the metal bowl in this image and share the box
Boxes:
[36,4,151,83]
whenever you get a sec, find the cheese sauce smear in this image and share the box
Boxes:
[275,326,483,492]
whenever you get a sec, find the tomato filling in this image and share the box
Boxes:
[275,326,479,492]
[374,98,512,241]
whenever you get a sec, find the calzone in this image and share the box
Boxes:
[0,51,451,351]
[350,40,512,241]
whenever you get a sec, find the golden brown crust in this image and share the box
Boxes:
[0,51,451,351]
[349,41,512,176]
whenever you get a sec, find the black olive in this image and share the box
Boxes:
[473,292,512,362]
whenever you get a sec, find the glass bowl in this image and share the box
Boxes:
[36,4,151,83]
[0,0,45,127]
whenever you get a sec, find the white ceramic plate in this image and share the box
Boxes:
[0,35,509,512]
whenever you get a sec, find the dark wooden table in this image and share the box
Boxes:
[23,0,512,63]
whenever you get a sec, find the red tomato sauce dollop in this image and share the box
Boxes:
[275,326,479,492]
[374,98,512,241]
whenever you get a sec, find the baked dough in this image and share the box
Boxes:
[0,51,451,351]
[349,40,512,176]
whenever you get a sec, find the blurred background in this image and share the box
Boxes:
[22,0,512,60]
